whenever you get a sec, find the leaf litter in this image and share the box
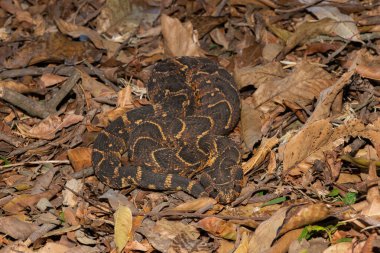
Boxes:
[0,0,380,252]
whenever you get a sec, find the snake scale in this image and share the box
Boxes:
[92,57,243,203]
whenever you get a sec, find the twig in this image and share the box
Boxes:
[24,223,57,247]
[141,210,269,221]
[275,0,325,13]
[8,140,49,157]
[0,160,70,169]
[46,70,81,110]
[0,87,50,118]
[83,61,120,91]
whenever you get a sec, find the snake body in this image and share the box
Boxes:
[92,57,243,203]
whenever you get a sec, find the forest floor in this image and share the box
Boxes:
[0,0,380,252]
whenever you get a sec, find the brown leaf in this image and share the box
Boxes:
[67,147,92,172]
[80,70,115,98]
[3,33,102,69]
[279,203,330,235]
[3,184,61,214]
[307,6,361,42]
[307,70,354,123]
[0,216,38,240]
[266,228,304,253]
[96,0,159,41]
[161,14,205,57]
[39,74,67,88]
[18,114,84,140]
[248,206,288,253]
[172,197,217,212]
[282,18,342,57]
[198,217,238,240]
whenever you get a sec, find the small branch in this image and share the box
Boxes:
[0,87,50,118]
[140,210,269,221]
[46,70,81,110]
[8,140,49,157]
[0,160,70,169]
[83,61,119,91]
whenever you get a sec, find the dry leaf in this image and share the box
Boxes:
[198,217,238,240]
[0,216,38,240]
[67,147,92,172]
[18,114,84,140]
[80,70,115,98]
[96,0,159,41]
[114,205,133,253]
[307,6,361,42]
[282,18,341,56]
[39,74,67,88]
[248,206,289,253]
[266,228,304,253]
[161,14,205,57]
[63,179,83,207]
[172,197,217,212]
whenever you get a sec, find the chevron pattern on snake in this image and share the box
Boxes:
[92,57,243,203]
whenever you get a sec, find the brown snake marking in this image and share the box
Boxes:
[92,57,243,204]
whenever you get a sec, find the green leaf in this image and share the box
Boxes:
[0,156,10,166]
[328,188,340,197]
[342,192,357,205]
[336,237,353,243]
[261,196,287,207]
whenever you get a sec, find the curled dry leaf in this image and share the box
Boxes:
[161,14,205,57]
[198,217,238,240]
[279,203,330,236]
[114,205,133,253]
[18,114,84,140]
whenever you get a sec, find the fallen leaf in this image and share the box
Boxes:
[63,179,83,207]
[18,114,84,140]
[307,6,361,42]
[172,197,217,212]
[67,147,92,172]
[114,205,133,253]
[198,217,238,240]
[0,216,38,240]
[161,14,205,57]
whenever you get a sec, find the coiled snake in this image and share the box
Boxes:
[92,57,243,203]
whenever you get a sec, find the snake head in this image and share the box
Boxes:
[200,165,243,204]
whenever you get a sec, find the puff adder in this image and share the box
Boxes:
[92,57,243,204]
